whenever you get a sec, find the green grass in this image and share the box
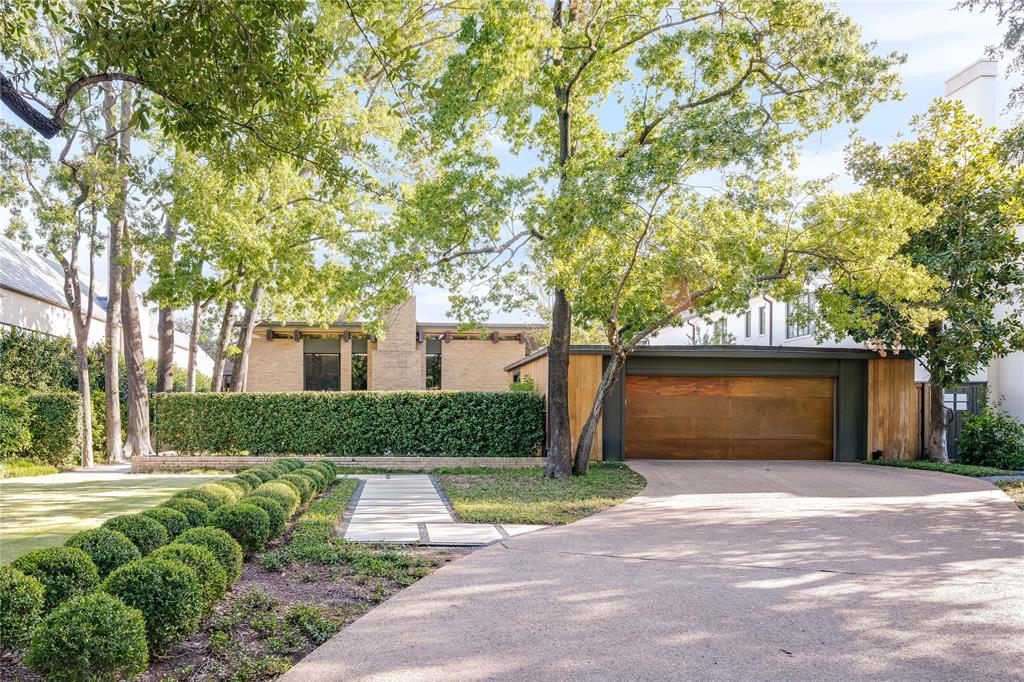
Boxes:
[997,481,1024,511]
[435,462,647,525]
[0,456,60,479]
[861,460,1021,477]
[0,472,225,562]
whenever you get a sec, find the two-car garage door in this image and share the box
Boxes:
[624,375,834,460]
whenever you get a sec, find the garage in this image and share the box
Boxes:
[624,375,834,460]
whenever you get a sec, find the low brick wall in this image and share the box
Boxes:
[131,455,548,473]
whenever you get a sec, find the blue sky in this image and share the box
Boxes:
[2,1,1019,324]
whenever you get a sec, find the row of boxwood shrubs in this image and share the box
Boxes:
[0,458,337,681]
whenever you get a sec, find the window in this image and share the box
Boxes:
[786,293,815,339]
[744,311,751,339]
[351,337,368,391]
[712,319,728,344]
[303,337,340,391]
[758,306,766,336]
[425,338,442,390]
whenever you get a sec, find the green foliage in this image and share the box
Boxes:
[0,565,45,654]
[862,459,1020,477]
[153,391,546,457]
[283,604,343,646]
[249,481,301,517]
[101,557,204,651]
[26,392,82,469]
[217,477,251,497]
[141,507,191,540]
[958,409,1024,471]
[160,497,210,528]
[235,471,266,489]
[149,544,227,615]
[64,528,141,578]
[173,526,244,584]
[242,495,287,539]
[261,480,358,571]
[203,482,243,504]
[296,466,328,493]
[841,101,1024,386]
[25,592,149,682]
[102,514,169,556]
[172,484,232,511]
[0,386,33,456]
[11,546,100,611]
[245,466,276,483]
[279,473,315,503]
[209,503,271,554]
[308,459,337,478]
[0,455,59,478]
[0,327,79,391]
[509,376,536,393]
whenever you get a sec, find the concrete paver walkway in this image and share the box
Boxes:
[342,475,545,545]
[285,461,1024,681]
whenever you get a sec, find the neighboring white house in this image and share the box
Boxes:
[0,236,214,377]
[652,60,1024,424]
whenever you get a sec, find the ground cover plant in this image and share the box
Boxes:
[997,481,1024,511]
[435,462,647,525]
[862,460,1023,477]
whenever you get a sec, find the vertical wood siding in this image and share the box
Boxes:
[867,358,920,460]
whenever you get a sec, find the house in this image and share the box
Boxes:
[0,236,214,376]
[244,297,544,393]
[506,345,919,463]
[650,60,1024,455]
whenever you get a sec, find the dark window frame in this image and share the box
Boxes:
[303,352,341,391]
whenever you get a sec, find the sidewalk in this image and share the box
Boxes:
[341,475,545,546]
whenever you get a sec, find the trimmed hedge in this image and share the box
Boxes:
[280,473,315,503]
[244,495,287,539]
[236,470,265,488]
[65,528,141,578]
[250,481,301,517]
[25,591,149,682]
[102,557,204,651]
[0,387,33,457]
[172,483,235,510]
[102,514,169,556]
[152,391,546,457]
[149,544,227,614]
[11,547,100,611]
[26,392,82,469]
[0,565,45,654]
[161,496,210,528]
[174,527,244,584]
[142,507,191,539]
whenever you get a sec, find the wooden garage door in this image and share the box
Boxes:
[625,375,834,460]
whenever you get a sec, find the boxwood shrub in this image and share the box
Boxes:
[142,507,191,539]
[152,391,545,457]
[11,547,100,611]
[25,592,148,682]
[0,565,45,654]
[236,470,265,488]
[296,467,328,492]
[245,467,275,483]
[26,392,82,469]
[208,503,271,554]
[149,544,227,614]
[250,481,301,516]
[102,514,169,556]
[102,557,204,651]
[174,527,244,584]
[161,496,210,528]
[173,484,230,511]
[958,408,1024,471]
[219,478,251,496]
[279,473,314,503]
[243,495,287,539]
[64,528,141,577]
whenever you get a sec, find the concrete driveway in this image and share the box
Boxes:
[282,461,1024,681]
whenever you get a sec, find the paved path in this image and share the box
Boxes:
[342,475,545,545]
[284,461,1024,681]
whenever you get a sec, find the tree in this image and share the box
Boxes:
[838,100,1024,462]
[555,175,942,474]
[406,0,905,476]
[0,119,117,466]
[957,0,1024,109]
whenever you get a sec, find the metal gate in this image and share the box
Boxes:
[943,383,986,461]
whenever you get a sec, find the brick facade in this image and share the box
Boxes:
[442,339,525,391]
[247,334,304,392]
[369,297,426,390]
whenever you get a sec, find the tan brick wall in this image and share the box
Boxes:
[369,297,426,390]
[339,338,352,391]
[443,339,528,391]
[247,335,304,392]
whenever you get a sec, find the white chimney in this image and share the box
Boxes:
[943,59,998,125]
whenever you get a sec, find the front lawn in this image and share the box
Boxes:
[997,481,1024,511]
[862,460,1021,477]
[435,462,647,525]
[0,456,59,479]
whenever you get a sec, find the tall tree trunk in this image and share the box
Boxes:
[211,278,242,392]
[75,336,94,466]
[186,300,201,393]
[155,219,177,392]
[57,229,96,467]
[926,380,949,463]
[545,288,573,478]
[102,84,124,464]
[572,350,626,476]
[231,283,264,393]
